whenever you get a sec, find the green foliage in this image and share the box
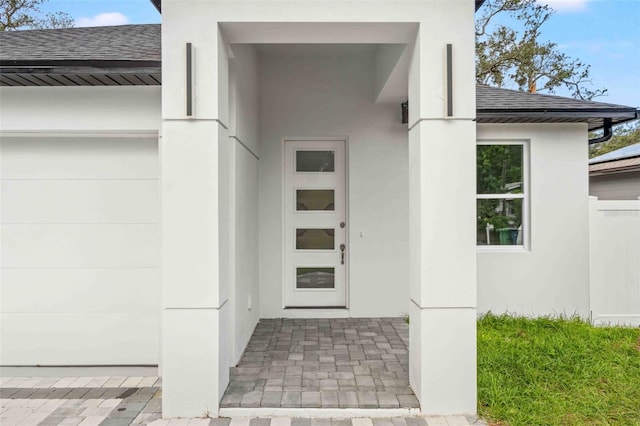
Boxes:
[0,0,73,31]
[477,145,523,194]
[476,0,606,100]
[478,314,640,425]
[590,121,640,159]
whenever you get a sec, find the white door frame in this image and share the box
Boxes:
[281,137,349,309]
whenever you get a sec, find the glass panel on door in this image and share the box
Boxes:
[296,189,335,211]
[296,267,335,289]
[296,150,335,172]
[296,228,335,250]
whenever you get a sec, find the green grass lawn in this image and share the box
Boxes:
[477,314,640,426]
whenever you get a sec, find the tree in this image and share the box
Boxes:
[589,122,640,158]
[0,0,73,31]
[476,0,606,100]
[31,10,73,29]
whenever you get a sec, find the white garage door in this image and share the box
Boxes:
[0,136,160,365]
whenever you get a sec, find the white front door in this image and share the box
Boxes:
[284,139,347,308]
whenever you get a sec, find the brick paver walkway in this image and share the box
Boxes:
[220,318,418,409]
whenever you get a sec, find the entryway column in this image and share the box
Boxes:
[160,11,232,417]
[407,8,477,415]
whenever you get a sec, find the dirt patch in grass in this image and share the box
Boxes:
[478,314,640,426]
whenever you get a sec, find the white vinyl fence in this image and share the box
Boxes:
[589,197,640,326]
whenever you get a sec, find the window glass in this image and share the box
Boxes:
[477,145,523,194]
[477,143,526,247]
[477,198,523,245]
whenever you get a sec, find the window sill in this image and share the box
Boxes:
[477,245,530,253]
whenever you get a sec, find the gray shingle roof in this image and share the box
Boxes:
[1,24,637,131]
[477,85,633,112]
[0,24,160,62]
[0,24,161,86]
[476,85,638,130]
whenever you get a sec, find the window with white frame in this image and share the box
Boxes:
[477,141,527,247]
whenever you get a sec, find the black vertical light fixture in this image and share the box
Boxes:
[446,43,453,117]
[186,42,193,117]
[401,101,409,124]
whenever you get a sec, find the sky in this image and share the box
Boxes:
[39,0,640,108]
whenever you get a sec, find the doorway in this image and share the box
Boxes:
[283,139,347,308]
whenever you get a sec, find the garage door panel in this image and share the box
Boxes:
[1,269,160,313]
[1,224,159,268]
[0,313,159,365]
[1,180,159,224]
[0,137,157,180]
[1,136,160,366]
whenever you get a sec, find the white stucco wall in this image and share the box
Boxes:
[477,123,591,318]
[257,48,410,318]
[0,86,161,132]
[0,86,161,365]
[229,45,261,362]
[233,144,259,354]
[160,0,478,416]
[407,12,477,412]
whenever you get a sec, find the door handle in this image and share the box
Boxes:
[340,244,346,265]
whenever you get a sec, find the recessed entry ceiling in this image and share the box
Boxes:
[252,43,410,104]
[255,44,379,56]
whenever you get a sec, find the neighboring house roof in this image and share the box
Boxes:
[589,143,640,174]
[589,157,640,174]
[590,143,640,164]
[1,24,637,131]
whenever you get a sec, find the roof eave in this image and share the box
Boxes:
[477,108,639,131]
[149,0,485,14]
[150,0,161,13]
[477,109,638,117]
[0,60,161,68]
[589,163,640,175]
